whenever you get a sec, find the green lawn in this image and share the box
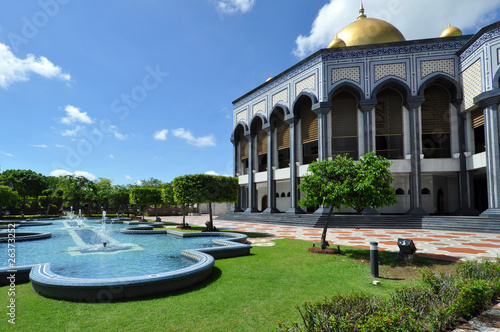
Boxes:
[1,239,440,331]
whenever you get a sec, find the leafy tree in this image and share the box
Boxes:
[95,178,113,212]
[173,174,238,230]
[138,177,163,188]
[58,175,97,215]
[161,182,175,207]
[129,187,162,220]
[109,185,130,216]
[349,152,397,212]
[0,185,19,218]
[299,152,396,249]
[40,188,63,217]
[0,169,48,216]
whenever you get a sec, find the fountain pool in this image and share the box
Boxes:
[0,218,251,302]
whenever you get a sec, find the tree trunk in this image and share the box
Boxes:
[208,203,213,230]
[321,206,335,249]
[181,203,186,227]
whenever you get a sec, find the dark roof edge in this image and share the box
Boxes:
[458,20,500,56]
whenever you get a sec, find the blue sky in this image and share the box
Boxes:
[0,0,499,185]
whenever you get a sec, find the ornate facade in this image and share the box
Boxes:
[231,6,500,217]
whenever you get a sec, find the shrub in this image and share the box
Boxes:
[278,259,500,332]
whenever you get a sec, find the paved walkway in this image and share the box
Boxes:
[160,215,500,261]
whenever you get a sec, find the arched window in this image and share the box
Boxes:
[331,91,359,159]
[300,99,318,164]
[238,130,248,175]
[275,109,290,169]
[254,119,267,172]
[395,188,405,195]
[421,84,451,158]
[471,108,485,154]
[421,188,431,195]
[375,88,404,159]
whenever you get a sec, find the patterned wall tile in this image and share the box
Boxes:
[421,59,455,79]
[374,63,406,82]
[498,48,500,64]
[460,59,482,110]
[252,100,266,116]
[236,110,247,124]
[295,74,316,97]
[331,66,361,84]
[272,88,288,107]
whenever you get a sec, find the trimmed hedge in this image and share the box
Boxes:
[278,259,500,332]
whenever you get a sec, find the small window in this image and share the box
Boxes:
[421,188,431,195]
[276,193,280,198]
[281,192,286,198]
[287,192,291,197]
[395,188,404,195]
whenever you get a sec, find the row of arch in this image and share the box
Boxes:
[233,73,462,137]
[232,75,464,176]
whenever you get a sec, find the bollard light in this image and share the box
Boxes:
[370,242,379,278]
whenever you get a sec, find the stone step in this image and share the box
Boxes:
[218,213,500,234]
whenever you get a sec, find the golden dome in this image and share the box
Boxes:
[330,3,406,47]
[327,35,347,48]
[440,22,462,38]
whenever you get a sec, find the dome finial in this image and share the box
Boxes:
[358,1,367,20]
[440,22,462,38]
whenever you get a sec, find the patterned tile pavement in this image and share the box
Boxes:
[160,215,500,261]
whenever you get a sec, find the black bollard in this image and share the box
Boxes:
[370,242,379,278]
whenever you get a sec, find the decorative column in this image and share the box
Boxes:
[454,100,479,215]
[230,137,243,212]
[286,117,305,215]
[312,102,331,215]
[262,126,279,214]
[406,97,428,216]
[359,99,377,155]
[312,102,331,161]
[359,99,380,215]
[474,90,500,217]
[244,132,258,213]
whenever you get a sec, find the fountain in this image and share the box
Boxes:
[1,217,251,302]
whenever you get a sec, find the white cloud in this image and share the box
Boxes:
[217,0,255,14]
[0,43,70,88]
[205,170,219,175]
[153,129,168,141]
[293,0,500,58]
[109,154,115,159]
[74,171,97,181]
[61,105,93,125]
[172,128,216,147]
[61,125,85,137]
[125,175,132,179]
[0,151,14,157]
[50,169,73,177]
[135,180,143,186]
[32,144,48,148]
[107,125,127,140]
[50,169,97,181]
[55,144,65,148]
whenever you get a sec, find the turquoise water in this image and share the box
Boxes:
[0,220,220,279]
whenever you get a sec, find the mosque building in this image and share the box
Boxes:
[230,3,500,217]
